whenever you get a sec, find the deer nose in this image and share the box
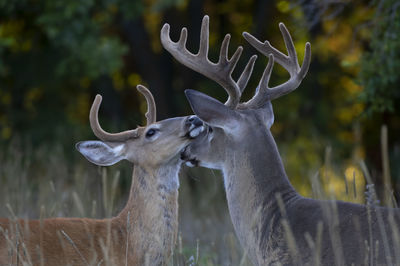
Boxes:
[187,116,203,127]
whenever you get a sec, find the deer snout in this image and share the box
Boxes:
[185,116,205,138]
[186,115,203,128]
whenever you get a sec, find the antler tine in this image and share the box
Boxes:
[298,42,311,80]
[89,95,138,142]
[260,54,275,92]
[243,24,297,74]
[243,23,311,107]
[279,23,300,74]
[244,55,275,107]
[161,15,251,108]
[136,85,156,126]
[237,55,257,94]
[199,15,209,57]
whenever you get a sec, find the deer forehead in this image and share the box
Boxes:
[237,109,273,131]
[146,124,162,130]
[159,116,187,127]
[223,113,257,137]
[135,127,146,137]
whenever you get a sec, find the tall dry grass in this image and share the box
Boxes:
[0,139,250,265]
[0,125,397,265]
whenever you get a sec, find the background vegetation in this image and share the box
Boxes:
[1,0,399,264]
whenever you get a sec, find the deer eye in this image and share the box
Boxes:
[145,128,158,138]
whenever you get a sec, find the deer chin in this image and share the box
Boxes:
[179,146,198,167]
[181,123,209,167]
[185,160,198,168]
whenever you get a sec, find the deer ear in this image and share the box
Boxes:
[185,89,239,131]
[260,101,274,129]
[76,141,126,166]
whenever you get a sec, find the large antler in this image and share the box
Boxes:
[161,15,257,108]
[242,23,311,108]
[89,85,156,142]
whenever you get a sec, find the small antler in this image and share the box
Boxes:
[243,23,311,108]
[161,15,257,108]
[89,85,157,142]
[136,85,156,126]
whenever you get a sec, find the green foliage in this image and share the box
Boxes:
[36,0,128,79]
[0,0,137,145]
[359,0,400,114]
[152,0,185,12]
[0,0,128,80]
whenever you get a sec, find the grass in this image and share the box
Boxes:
[0,140,251,265]
[0,128,398,265]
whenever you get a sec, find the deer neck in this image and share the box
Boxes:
[115,162,180,262]
[222,130,298,263]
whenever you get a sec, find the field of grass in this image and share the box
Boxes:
[0,138,397,265]
[0,140,251,265]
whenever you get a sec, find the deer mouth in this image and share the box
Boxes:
[181,124,203,167]
[186,125,205,139]
[180,146,199,167]
[184,115,206,139]
[181,116,207,166]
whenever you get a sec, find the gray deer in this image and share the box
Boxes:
[161,15,400,266]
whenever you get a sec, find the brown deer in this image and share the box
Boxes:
[162,15,400,265]
[0,85,204,265]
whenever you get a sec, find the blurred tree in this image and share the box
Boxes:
[0,0,129,145]
[359,0,400,115]
[291,0,400,201]
[357,0,400,199]
[0,0,399,203]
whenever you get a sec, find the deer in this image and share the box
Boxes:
[162,15,400,266]
[0,85,205,265]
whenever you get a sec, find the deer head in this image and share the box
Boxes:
[76,85,204,171]
[161,16,310,170]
